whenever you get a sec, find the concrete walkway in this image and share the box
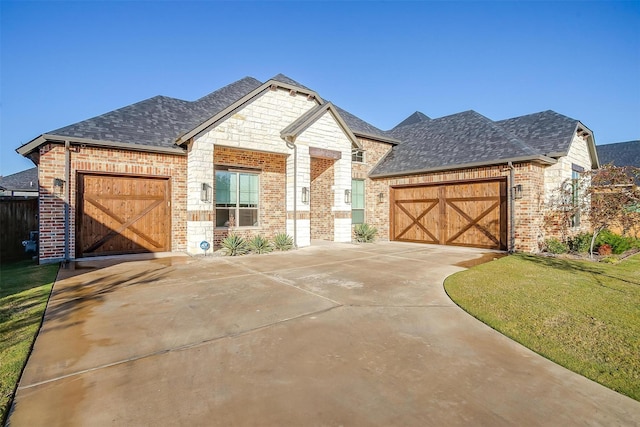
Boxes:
[8,242,640,426]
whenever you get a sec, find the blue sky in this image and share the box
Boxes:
[1,1,639,176]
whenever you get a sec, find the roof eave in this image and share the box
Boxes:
[18,134,187,156]
[369,155,557,179]
[354,132,401,145]
[281,102,363,150]
[176,79,325,146]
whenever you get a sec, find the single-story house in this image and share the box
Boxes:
[17,74,599,263]
[0,167,39,198]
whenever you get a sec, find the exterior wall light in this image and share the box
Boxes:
[201,183,212,202]
[53,178,65,195]
[513,184,523,200]
[301,186,309,204]
[344,189,351,204]
[378,192,385,203]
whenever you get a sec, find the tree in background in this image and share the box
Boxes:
[586,164,640,257]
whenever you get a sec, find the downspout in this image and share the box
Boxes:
[507,161,515,253]
[285,137,298,248]
[64,140,71,264]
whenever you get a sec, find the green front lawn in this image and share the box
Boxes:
[0,260,58,423]
[445,253,640,401]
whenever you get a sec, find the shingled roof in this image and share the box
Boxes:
[0,167,38,192]
[495,110,584,157]
[393,111,431,129]
[18,74,391,156]
[597,140,640,167]
[42,77,263,152]
[372,110,554,177]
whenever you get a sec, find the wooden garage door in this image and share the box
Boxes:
[77,173,171,257]
[391,180,507,250]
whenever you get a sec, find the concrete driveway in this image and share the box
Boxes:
[9,242,640,426]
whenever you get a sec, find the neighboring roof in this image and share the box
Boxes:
[372,110,555,177]
[0,167,38,191]
[597,140,640,167]
[495,110,584,157]
[393,111,431,129]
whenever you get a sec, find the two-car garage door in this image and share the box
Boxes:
[391,179,507,250]
[76,173,171,257]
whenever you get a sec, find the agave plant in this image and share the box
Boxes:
[273,233,294,251]
[249,235,273,254]
[354,223,377,243]
[220,234,249,256]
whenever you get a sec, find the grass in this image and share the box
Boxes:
[445,253,640,401]
[0,260,58,423]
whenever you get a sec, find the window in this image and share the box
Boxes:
[352,149,365,163]
[352,179,365,224]
[215,170,259,227]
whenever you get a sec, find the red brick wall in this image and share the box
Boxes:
[310,157,335,240]
[38,143,187,262]
[351,138,547,253]
[352,138,395,239]
[212,146,287,246]
[375,163,545,252]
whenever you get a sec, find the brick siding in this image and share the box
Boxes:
[37,143,187,262]
[310,157,335,240]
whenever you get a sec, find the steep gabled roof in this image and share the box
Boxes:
[280,102,362,149]
[333,106,399,144]
[371,110,554,177]
[17,77,263,156]
[597,140,640,167]
[393,111,431,130]
[0,167,38,191]
[495,110,582,157]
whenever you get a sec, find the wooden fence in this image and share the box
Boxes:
[0,197,39,262]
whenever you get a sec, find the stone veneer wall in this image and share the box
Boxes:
[543,133,593,237]
[37,143,187,262]
[191,87,353,248]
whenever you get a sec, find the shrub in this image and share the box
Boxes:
[567,233,592,254]
[249,235,273,254]
[544,238,569,254]
[273,233,294,251]
[598,243,612,256]
[596,230,634,254]
[354,223,378,243]
[220,234,249,256]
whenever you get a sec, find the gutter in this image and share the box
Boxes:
[284,136,298,248]
[369,155,557,179]
[506,161,516,253]
[64,140,71,264]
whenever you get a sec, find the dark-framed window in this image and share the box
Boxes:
[352,149,365,163]
[352,179,365,224]
[215,169,259,227]
[571,164,584,227]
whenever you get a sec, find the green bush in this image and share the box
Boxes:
[220,234,249,256]
[544,238,569,254]
[567,232,592,253]
[273,233,294,251]
[248,235,273,254]
[596,230,635,255]
[354,223,378,243]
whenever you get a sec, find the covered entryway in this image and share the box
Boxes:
[76,173,171,257]
[391,179,507,250]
